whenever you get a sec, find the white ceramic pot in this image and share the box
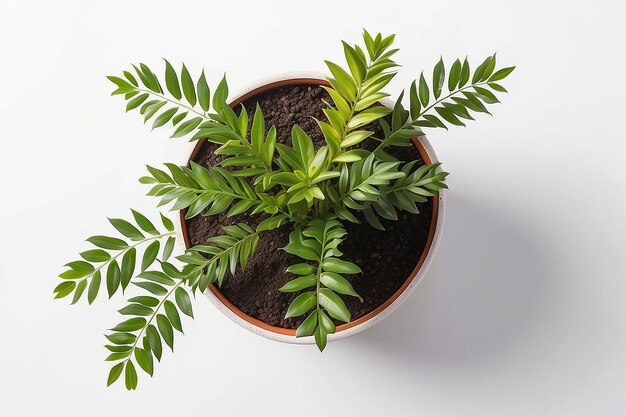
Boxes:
[179,72,446,344]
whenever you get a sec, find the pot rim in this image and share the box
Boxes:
[179,71,446,344]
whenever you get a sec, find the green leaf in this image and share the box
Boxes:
[164,59,182,100]
[197,70,211,112]
[87,236,127,250]
[141,241,160,271]
[418,72,429,107]
[160,213,174,232]
[286,263,316,276]
[435,107,465,126]
[126,93,149,112]
[162,236,175,262]
[472,55,492,84]
[111,317,146,332]
[134,348,153,376]
[459,57,470,87]
[409,80,421,120]
[448,58,462,91]
[315,325,327,352]
[146,325,162,361]
[488,66,515,82]
[120,247,136,289]
[87,270,101,304]
[70,280,87,304]
[325,60,357,100]
[319,288,351,322]
[128,296,159,307]
[80,249,110,263]
[212,74,229,113]
[171,116,202,138]
[342,41,366,83]
[118,304,153,316]
[432,57,445,99]
[321,272,360,298]
[285,291,316,318]
[296,310,318,337]
[164,300,183,332]
[473,86,500,104]
[125,360,137,390]
[156,314,174,351]
[105,332,136,345]
[279,275,317,292]
[133,281,168,296]
[131,210,159,235]
[175,287,194,318]
[107,363,124,386]
[106,260,120,298]
[181,64,196,106]
[322,258,361,274]
[109,218,145,241]
[152,108,178,129]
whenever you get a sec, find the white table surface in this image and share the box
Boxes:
[1,0,625,415]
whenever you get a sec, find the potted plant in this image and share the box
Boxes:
[54,30,515,390]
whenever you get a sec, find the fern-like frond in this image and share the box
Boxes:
[374,55,515,159]
[280,216,361,351]
[140,162,281,219]
[54,210,177,304]
[317,30,399,158]
[104,261,193,390]
[107,62,230,139]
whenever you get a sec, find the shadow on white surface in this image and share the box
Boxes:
[350,192,554,367]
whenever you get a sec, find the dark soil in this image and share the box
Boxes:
[187,84,433,329]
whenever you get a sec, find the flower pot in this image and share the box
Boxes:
[179,72,446,344]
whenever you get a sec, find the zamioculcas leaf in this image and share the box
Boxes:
[212,74,228,112]
[111,318,146,332]
[141,241,160,271]
[489,66,515,82]
[87,236,127,250]
[418,72,429,107]
[322,258,362,274]
[319,288,351,322]
[109,218,145,241]
[107,362,124,386]
[131,210,159,235]
[279,275,317,292]
[432,57,445,99]
[448,58,462,91]
[106,332,136,345]
[146,325,162,361]
[164,300,183,333]
[134,348,153,376]
[197,70,211,112]
[125,360,137,390]
[87,270,101,304]
[296,310,318,337]
[164,59,182,100]
[156,314,174,351]
[152,107,177,129]
[180,64,196,106]
[175,287,193,318]
[285,291,316,318]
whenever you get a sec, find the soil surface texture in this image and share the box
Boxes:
[186,84,433,329]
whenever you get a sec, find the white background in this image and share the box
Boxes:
[1,0,625,415]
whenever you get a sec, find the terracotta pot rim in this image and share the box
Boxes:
[179,72,445,344]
